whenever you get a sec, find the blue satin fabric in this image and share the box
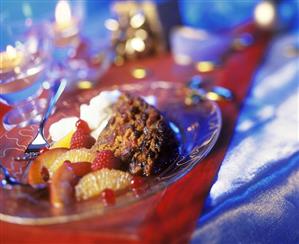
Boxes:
[193,153,299,243]
[192,32,299,243]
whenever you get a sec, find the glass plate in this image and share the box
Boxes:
[0,81,221,225]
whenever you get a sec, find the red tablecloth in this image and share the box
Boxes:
[0,23,271,243]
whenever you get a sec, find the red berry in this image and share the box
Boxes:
[70,129,96,149]
[101,188,115,205]
[91,150,121,171]
[130,176,144,189]
[63,160,72,168]
[131,176,147,197]
[75,119,90,133]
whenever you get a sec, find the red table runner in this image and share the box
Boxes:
[1,23,271,243]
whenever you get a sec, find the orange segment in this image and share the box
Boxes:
[50,162,92,208]
[28,148,68,185]
[48,149,96,177]
[75,169,133,201]
[50,162,77,208]
[51,130,75,149]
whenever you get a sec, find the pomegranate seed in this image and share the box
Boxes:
[63,160,72,168]
[75,119,90,133]
[130,176,144,189]
[131,176,147,197]
[101,188,115,206]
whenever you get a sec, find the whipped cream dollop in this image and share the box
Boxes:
[49,90,121,142]
[49,117,78,142]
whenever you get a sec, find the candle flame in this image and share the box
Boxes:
[0,45,23,72]
[254,1,275,28]
[6,45,17,60]
[55,0,72,28]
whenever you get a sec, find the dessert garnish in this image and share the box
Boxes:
[70,119,95,149]
[28,148,68,185]
[75,168,132,201]
[91,150,121,171]
[101,189,116,206]
[50,161,92,208]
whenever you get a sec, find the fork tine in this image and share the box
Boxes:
[14,152,40,161]
[13,79,67,162]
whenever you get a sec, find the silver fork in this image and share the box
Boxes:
[15,78,67,161]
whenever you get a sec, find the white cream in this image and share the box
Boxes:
[49,117,78,142]
[80,90,120,131]
[49,90,121,142]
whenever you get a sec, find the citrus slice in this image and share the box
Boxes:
[50,161,91,208]
[51,130,75,149]
[49,149,96,177]
[75,168,133,201]
[28,148,68,185]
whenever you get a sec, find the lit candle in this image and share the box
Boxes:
[254,1,276,29]
[55,0,74,31]
[0,45,24,72]
[54,0,79,46]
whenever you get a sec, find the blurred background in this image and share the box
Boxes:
[1,0,297,69]
[1,0,298,45]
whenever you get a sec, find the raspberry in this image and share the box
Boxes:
[70,128,95,149]
[101,188,115,205]
[91,150,121,171]
[75,119,90,133]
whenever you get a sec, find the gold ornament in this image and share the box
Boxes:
[105,1,165,65]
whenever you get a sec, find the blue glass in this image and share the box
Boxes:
[0,21,51,105]
[0,74,44,105]
[0,2,52,130]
